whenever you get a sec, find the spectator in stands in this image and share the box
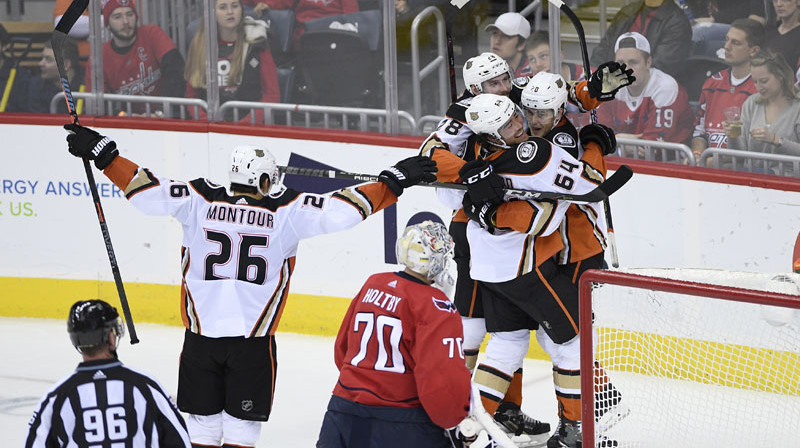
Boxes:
[486,12,532,78]
[30,38,85,114]
[0,23,36,113]
[683,0,766,24]
[185,0,280,121]
[242,0,358,50]
[596,32,694,145]
[526,30,585,81]
[590,0,692,78]
[692,19,763,157]
[765,0,800,76]
[86,0,185,111]
[727,50,800,160]
[53,0,92,62]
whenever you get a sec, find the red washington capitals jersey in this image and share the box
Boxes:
[332,271,471,429]
[693,69,756,148]
[88,24,177,96]
[596,68,693,144]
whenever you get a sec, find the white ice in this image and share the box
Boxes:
[1,317,560,447]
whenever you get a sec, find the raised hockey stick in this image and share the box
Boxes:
[54,0,139,344]
[279,164,632,203]
[549,0,621,267]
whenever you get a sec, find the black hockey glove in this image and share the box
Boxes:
[587,61,635,101]
[462,193,498,234]
[458,159,506,205]
[580,123,618,156]
[64,123,119,170]
[378,155,438,196]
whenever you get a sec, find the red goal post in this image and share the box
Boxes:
[579,269,800,448]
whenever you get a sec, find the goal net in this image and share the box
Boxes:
[579,268,800,448]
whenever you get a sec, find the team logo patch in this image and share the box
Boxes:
[241,400,253,412]
[516,141,538,163]
[431,297,457,313]
[553,132,576,148]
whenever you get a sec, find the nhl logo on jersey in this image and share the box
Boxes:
[241,400,254,412]
[431,297,457,313]
[553,132,576,148]
[516,141,538,163]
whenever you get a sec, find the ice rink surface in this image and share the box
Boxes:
[1,317,560,446]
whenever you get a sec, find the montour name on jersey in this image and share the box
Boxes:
[206,203,274,228]
[362,288,403,313]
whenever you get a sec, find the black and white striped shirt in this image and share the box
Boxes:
[25,359,191,448]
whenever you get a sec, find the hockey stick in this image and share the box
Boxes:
[549,0,620,268]
[54,0,139,344]
[279,164,632,203]
[470,384,516,448]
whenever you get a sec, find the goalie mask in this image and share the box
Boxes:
[463,52,512,94]
[229,145,280,196]
[67,300,125,353]
[465,93,519,146]
[520,71,569,128]
[396,220,454,282]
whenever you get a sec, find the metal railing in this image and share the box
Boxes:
[616,137,696,166]
[219,101,417,133]
[410,6,449,121]
[700,148,800,177]
[50,92,208,120]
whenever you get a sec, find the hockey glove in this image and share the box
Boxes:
[587,61,635,101]
[378,155,438,196]
[64,124,119,170]
[445,416,495,448]
[580,123,618,156]
[462,193,498,234]
[458,159,506,205]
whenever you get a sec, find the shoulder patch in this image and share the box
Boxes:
[431,296,457,313]
[553,132,576,148]
[517,141,539,163]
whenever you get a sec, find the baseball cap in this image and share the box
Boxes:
[614,31,650,55]
[485,12,531,39]
[103,0,137,23]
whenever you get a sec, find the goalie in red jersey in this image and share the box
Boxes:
[317,221,500,448]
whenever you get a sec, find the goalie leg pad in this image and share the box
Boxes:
[187,412,223,446]
[221,411,261,447]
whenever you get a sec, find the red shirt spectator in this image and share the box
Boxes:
[243,0,358,49]
[185,0,280,122]
[597,32,693,144]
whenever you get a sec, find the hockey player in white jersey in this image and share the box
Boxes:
[63,123,437,448]
[452,94,609,448]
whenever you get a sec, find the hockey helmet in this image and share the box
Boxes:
[67,300,125,353]
[520,71,569,127]
[465,93,518,144]
[229,145,280,196]
[463,52,512,94]
[396,220,454,281]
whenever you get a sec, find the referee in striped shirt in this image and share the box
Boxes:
[25,300,191,447]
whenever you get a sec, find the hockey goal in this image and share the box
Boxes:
[579,269,800,447]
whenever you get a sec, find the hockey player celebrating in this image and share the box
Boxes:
[452,93,612,448]
[62,123,437,448]
[25,300,191,447]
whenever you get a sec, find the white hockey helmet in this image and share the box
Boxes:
[396,220,454,281]
[463,52,512,94]
[465,93,517,144]
[229,145,280,196]
[520,71,569,127]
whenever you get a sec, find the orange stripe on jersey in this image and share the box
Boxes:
[570,80,602,112]
[496,200,536,233]
[102,156,139,191]
[352,182,399,213]
[535,232,565,267]
[431,148,466,183]
[267,257,295,336]
[467,280,479,316]
[536,266,579,335]
[571,260,582,284]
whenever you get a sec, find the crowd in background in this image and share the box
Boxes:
[0,0,799,174]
